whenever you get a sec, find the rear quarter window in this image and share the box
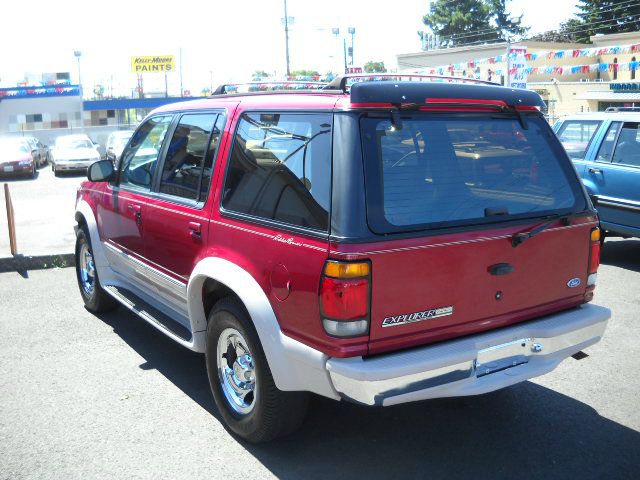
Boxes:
[361,113,584,233]
[556,119,601,160]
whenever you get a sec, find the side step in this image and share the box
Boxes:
[105,285,192,341]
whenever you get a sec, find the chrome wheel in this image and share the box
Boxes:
[217,328,256,415]
[78,242,95,296]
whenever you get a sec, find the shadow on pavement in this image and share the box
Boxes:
[96,308,640,480]
[601,239,640,273]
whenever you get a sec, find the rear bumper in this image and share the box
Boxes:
[325,304,610,406]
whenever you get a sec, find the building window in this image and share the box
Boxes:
[613,57,618,80]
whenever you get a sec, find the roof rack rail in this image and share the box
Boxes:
[324,74,500,93]
[212,81,329,96]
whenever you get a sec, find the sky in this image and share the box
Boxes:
[0,0,580,97]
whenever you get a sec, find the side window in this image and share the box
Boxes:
[159,113,222,201]
[120,116,172,190]
[612,123,640,167]
[596,122,622,163]
[221,112,332,231]
[556,120,601,160]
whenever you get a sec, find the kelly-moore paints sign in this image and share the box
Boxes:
[131,56,175,73]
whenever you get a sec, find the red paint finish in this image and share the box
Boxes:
[330,219,597,356]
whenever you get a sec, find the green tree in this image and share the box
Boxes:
[364,61,387,73]
[290,70,320,77]
[421,0,527,47]
[528,19,583,43]
[571,0,640,43]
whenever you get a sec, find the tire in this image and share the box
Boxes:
[31,164,36,179]
[205,297,309,443]
[75,226,117,313]
[53,165,59,177]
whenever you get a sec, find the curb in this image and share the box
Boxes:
[0,253,75,273]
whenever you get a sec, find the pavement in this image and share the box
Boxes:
[4,164,631,275]
[0,239,639,480]
[0,164,82,262]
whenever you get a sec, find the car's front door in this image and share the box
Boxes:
[584,121,640,236]
[98,115,173,280]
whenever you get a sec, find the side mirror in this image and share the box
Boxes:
[88,159,115,182]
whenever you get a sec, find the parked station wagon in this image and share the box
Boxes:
[74,75,610,442]
[554,112,640,240]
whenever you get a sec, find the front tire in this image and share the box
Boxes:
[75,226,117,313]
[205,297,309,443]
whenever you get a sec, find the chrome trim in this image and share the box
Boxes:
[595,195,640,213]
[102,242,187,305]
[326,304,610,406]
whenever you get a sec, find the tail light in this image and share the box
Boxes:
[585,227,601,301]
[320,260,370,337]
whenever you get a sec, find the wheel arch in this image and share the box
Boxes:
[187,257,339,399]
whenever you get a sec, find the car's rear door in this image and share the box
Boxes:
[586,121,640,236]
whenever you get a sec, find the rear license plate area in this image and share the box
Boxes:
[475,338,533,377]
[3,166,14,172]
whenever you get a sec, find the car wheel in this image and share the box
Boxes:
[53,164,59,177]
[75,226,117,313]
[205,297,309,443]
[31,164,36,178]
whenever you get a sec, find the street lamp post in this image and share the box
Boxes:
[348,27,355,66]
[283,0,291,76]
[73,50,83,131]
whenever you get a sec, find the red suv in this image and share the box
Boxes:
[74,75,611,443]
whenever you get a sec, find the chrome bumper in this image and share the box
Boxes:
[56,161,95,170]
[326,304,610,406]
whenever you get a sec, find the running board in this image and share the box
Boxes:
[104,285,192,342]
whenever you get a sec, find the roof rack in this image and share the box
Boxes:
[324,74,500,93]
[212,81,329,96]
[605,106,640,112]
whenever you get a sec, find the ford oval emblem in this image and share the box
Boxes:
[567,278,581,288]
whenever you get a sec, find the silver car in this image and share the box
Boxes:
[105,130,135,166]
[51,134,101,176]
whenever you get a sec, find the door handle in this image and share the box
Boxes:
[127,204,142,225]
[188,221,202,239]
[588,167,602,174]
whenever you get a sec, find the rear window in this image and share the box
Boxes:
[361,113,584,233]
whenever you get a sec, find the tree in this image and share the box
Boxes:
[290,70,320,77]
[252,70,270,80]
[421,0,527,47]
[572,0,640,43]
[528,19,583,43]
[364,61,387,73]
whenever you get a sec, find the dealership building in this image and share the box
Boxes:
[397,31,640,122]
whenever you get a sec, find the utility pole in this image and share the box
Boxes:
[506,39,511,87]
[180,47,184,97]
[283,0,291,76]
[343,38,348,74]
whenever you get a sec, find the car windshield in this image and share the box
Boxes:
[555,119,601,160]
[361,113,584,233]
[0,140,30,156]
[56,137,93,149]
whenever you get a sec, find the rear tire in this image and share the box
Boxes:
[75,226,117,313]
[205,297,309,443]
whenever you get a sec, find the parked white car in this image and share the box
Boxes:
[105,130,135,166]
[51,134,101,176]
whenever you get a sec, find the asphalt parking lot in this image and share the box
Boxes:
[0,240,639,480]
[0,165,84,258]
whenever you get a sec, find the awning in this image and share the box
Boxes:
[575,91,640,101]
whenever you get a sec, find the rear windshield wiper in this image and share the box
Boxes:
[511,213,575,248]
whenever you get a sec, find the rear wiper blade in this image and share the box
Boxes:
[511,214,573,248]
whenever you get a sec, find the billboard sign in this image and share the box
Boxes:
[131,56,175,73]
